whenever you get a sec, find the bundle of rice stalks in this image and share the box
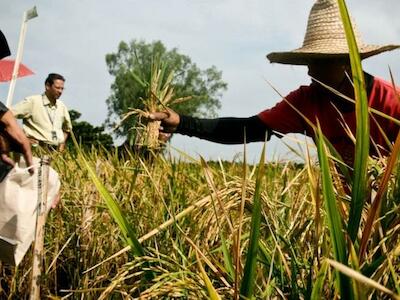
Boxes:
[120,57,190,154]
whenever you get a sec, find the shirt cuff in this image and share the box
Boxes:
[176,115,196,136]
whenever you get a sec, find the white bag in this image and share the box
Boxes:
[0,157,60,266]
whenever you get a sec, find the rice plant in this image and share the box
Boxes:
[0,0,399,298]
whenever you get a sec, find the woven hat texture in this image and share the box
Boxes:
[267,0,400,65]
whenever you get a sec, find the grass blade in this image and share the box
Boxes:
[239,141,266,298]
[195,250,222,300]
[337,0,370,242]
[316,122,353,298]
[310,260,329,300]
[235,129,248,299]
[359,131,400,261]
[359,70,400,260]
[327,259,400,299]
[348,242,364,300]
[220,233,235,282]
[265,79,353,183]
[71,132,144,256]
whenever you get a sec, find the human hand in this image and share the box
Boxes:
[51,192,61,209]
[58,143,65,152]
[148,109,180,142]
[0,111,33,173]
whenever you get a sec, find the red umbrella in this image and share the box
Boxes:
[0,59,34,82]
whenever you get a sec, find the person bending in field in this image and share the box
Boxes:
[149,0,400,167]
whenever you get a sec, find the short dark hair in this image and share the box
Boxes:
[45,73,65,86]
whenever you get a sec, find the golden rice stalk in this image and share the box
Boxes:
[134,112,161,152]
[134,58,177,152]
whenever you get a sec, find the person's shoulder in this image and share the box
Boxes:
[56,100,70,113]
[24,94,42,102]
[13,94,41,106]
[371,76,399,91]
[290,84,314,94]
[286,84,314,101]
[369,75,400,109]
[56,99,68,108]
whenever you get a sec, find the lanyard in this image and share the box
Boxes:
[43,97,57,128]
[45,106,56,125]
[42,96,59,143]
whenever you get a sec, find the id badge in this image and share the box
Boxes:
[51,130,57,141]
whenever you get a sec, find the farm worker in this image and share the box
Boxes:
[12,73,73,152]
[149,0,400,166]
[0,30,33,173]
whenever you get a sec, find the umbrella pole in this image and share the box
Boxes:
[6,6,38,108]
[30,155,50,300]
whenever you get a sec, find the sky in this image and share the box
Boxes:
[1,0,400,163]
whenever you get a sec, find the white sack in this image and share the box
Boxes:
[0,157,60,266]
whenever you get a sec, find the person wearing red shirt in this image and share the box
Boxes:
[257,72,400,165]
[149,0,400,166]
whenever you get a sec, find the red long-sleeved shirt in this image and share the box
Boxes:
[258,76,400,164]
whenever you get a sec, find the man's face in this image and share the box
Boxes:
[45,79,65,100]
[307,59,349,87]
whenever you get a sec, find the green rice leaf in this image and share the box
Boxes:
[130,70,147,88]
[220,233,235,282]
[196,251,222,300]
[349,242,364,300]
[234,130,248,299]
[71,132,144,257]
[316,122,353,298]
[240,141,266,298]
[327,259,400,299]
[359,72,400,261]
[311,260,329,300]
[337,0,370,242]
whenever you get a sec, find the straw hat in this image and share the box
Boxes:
[267,0,400,65]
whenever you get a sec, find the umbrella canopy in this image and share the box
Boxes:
[0,59,34,82]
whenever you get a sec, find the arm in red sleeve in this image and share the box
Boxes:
[257,86,311,135]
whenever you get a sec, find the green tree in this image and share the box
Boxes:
[105,39,227,141]
[67,110,114,151]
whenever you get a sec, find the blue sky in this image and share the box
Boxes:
[1,0,399,162]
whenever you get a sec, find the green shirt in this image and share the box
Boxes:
[12,94,72,145]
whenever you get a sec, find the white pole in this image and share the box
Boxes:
[30,155,50,300]
[6,6,38,108]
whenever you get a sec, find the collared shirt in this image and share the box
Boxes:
[12,94,72,145]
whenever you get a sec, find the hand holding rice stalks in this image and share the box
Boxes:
[118,57,190,152]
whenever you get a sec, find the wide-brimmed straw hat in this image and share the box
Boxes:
[267,0,400,65]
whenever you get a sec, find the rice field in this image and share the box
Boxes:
[1,1,400,298]
[0,143,398,299]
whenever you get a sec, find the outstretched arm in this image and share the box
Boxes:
[149,109,271,144]
[176,115,270,144]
